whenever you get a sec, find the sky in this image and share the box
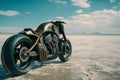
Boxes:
[0,0,120,34]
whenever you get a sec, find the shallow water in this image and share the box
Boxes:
[0,34,120,80]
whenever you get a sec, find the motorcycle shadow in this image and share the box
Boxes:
[0,64,12,80]
[32,60,62,70]
[0,60,62,80]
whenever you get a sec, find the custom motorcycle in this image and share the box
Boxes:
[1,21,72,76]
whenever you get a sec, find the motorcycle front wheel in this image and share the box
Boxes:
[59,39,72,62]
[1,34,35,76]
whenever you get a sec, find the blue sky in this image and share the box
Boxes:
[0,0,120,34]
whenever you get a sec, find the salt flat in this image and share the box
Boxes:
[0,34,120,80]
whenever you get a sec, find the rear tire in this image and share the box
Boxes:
[1,34,35,76]
[59,39,72,62]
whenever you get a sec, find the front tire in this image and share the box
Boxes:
[1,34,35,76]
[59,39,72,62]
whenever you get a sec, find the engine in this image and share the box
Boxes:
[44,33,59,55]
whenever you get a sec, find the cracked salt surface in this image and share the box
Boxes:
[0,34,120,80]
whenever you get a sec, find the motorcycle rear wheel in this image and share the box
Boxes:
[1,34,35,76]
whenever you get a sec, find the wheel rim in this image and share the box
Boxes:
[63,42,71,58]
[14,41,32,69]
[19,47,29,63]
[65,44,71,57]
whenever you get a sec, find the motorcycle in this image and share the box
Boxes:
[1,21,72,76]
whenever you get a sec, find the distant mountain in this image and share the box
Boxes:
[0,31,120,36]
[0,32,15,34]
[67,32,120,35]
[88,32,120,35]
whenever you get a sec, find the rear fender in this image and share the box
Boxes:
[19,29,38,42]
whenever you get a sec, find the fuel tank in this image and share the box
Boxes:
[35,22,59,36]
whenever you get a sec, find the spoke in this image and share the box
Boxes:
[64,45,70,58]
[20,60,23,67]
[17,42,26,49]
[15,59,21,68]
[20,60,25,67]
[14,41,32,69]
[21,42,25,48]
[17,44,21,49]
[15,48,20,53]
[20,60,29,68]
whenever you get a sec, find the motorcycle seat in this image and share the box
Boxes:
[24,28,40,35]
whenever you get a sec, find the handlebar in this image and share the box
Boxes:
[55,21,67,24]
[48,21,67,24]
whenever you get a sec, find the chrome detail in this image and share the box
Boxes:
[19,47,29,62]
[44,23,53,32]
[29,51,38,56]
[26,31,34,35]
[38,43,47,61]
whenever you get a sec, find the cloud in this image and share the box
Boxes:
[56,16,65,20]
[75,9,83,13]
[110,0,116,3]
[64,9,120,34]
[48,0,67,4]
[0,27,23,33]
[71,0,90,8]
[112,6,117,9]
[0,10,20,16]
[25,12,31,14]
